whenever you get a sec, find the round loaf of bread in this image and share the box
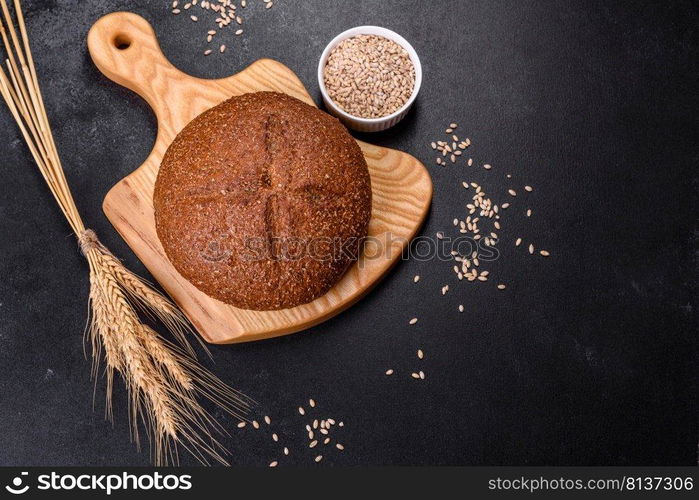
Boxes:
[154,92,372,310]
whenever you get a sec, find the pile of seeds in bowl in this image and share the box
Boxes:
[323,34,416,119]
[170,0,277,56]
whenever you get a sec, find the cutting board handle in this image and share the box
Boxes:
[88,12,191,119]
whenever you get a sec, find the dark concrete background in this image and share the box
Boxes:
[0,0,696,466]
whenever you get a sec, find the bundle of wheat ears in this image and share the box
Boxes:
[0,0,252,465]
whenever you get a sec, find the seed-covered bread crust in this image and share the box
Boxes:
[154,92,372,310]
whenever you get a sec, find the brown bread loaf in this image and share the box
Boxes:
[153,92,372,310]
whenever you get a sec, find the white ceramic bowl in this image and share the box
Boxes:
[318,26,422,133]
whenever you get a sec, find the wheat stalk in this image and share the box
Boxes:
[0,0,253,465]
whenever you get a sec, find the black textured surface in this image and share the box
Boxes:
[0,0,696,466]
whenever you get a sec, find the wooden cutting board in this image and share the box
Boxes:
[87,12,432,344]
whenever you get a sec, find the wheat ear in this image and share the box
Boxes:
[0,0,253,465]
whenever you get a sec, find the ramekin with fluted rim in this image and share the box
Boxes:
[318,26,422,133]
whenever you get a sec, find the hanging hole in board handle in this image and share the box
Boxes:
[113,33,132,50]
[88,12,191,114]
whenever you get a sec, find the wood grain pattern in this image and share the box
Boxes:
[87,12,432,344]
